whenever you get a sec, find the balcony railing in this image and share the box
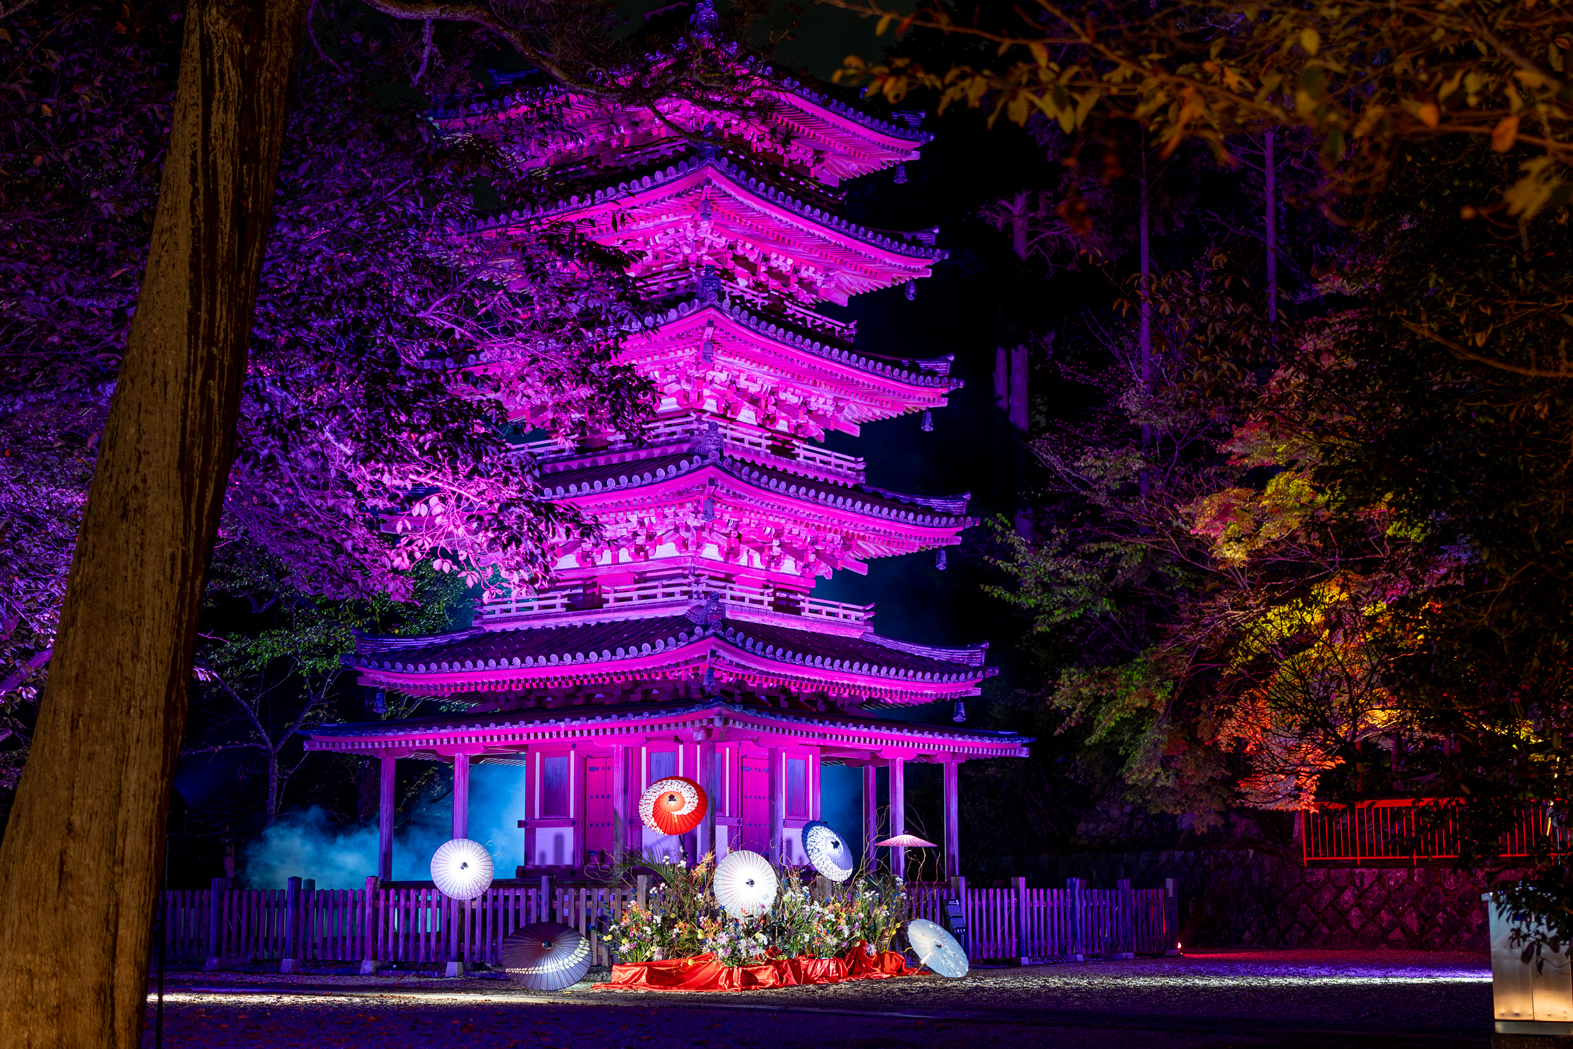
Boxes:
[1301,798,1568,864]
[479,576,874,629]
[515,415,865,484]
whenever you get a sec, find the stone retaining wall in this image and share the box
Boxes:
[975,850,1509,951]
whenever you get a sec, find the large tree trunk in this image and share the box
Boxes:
[0,2,309,1045]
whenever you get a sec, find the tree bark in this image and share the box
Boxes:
[0,1,310,1045]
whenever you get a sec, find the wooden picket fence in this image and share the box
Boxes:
[909,877,1179,962]
[164,873,1178,970]
[160,877,638,970]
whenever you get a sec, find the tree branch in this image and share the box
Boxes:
[1400,319,1573,379]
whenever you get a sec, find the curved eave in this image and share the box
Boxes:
[353,634,994,707]
[302,700,1027,762]
[542,458,972,534]
[468,157,944,267]
[630,303,962,404]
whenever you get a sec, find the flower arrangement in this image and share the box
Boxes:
[604,902,666,963]
[702,917,771,967]
[602,851,912,967]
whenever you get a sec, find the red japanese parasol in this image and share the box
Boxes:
[638,775,708,835]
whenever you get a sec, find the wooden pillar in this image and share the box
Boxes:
[610,743,629,862]
[810,753,821,820]
[452,752,470,841]
[863,764,878,866]
[942,758,961,879]
[1013,875,1030,965]
[280,876,302,974]
[696,736,716,861]
[1067,877,1086,962]
[767,747,784,865]
[1114,877,1135,959]
[888,756,906,879]
[359,875,382,974]
[377,754,396,882]
[1165,877,1181,955]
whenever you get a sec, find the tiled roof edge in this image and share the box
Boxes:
[464,155,947,261]
[536,452,968,524]
[647,297,962,391]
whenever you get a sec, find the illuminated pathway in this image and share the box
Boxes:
[142,949,1492,1048]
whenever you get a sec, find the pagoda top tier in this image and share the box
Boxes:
[440,70,929,186]
[471,152,942,306]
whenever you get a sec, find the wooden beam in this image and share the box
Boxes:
[378,755,396,882]
[942,758,960,880]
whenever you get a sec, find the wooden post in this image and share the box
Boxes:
[1114,878,1135,959]
[1067,877,1085,962]
[204,877,225,970]
[280,876,301,974]
[610,743,629,863]
[941,758,960,879]
[767,747,785,865]
[444,892,464,978]
[451,752,470,841]
[1165,877,1181,955]
[947,874,969,956]
[862,764,878,868]
[697,737,716,862]
[378,754,396,882]
[541,874,552,922]
[636,874,649,911]
[302,879,315,965]
[359,876,382,974]
[1013,876,1030,965]
[888,757,906,879]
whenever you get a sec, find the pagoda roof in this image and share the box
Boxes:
[468,154,942,304]
[350,609,994,706]
[442,69,930,183]
[538,449,971,524]
[302,698,1028,763]
[634,296,960,391]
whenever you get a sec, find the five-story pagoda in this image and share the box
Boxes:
[304,59,1028,882]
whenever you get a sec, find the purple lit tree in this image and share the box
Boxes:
[0,0,766,1041]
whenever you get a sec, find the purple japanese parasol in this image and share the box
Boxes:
[801,820,855,882]
[501,921,592,991]
[873,834,937,849]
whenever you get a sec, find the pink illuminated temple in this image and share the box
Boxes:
[303,72,1029,881]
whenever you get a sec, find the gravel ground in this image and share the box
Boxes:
[142,949,1494,1048]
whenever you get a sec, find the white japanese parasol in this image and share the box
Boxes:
[801,820,856,882]
[713,849,777,918]
[874,834,938,849]
[638,775,708,835]
[429,838,494,900]
[500,921,591,991]
[906,918,969,978]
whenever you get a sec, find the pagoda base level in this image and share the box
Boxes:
[306,700,1030,886]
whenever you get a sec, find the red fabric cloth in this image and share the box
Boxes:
[591,944,917,992]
